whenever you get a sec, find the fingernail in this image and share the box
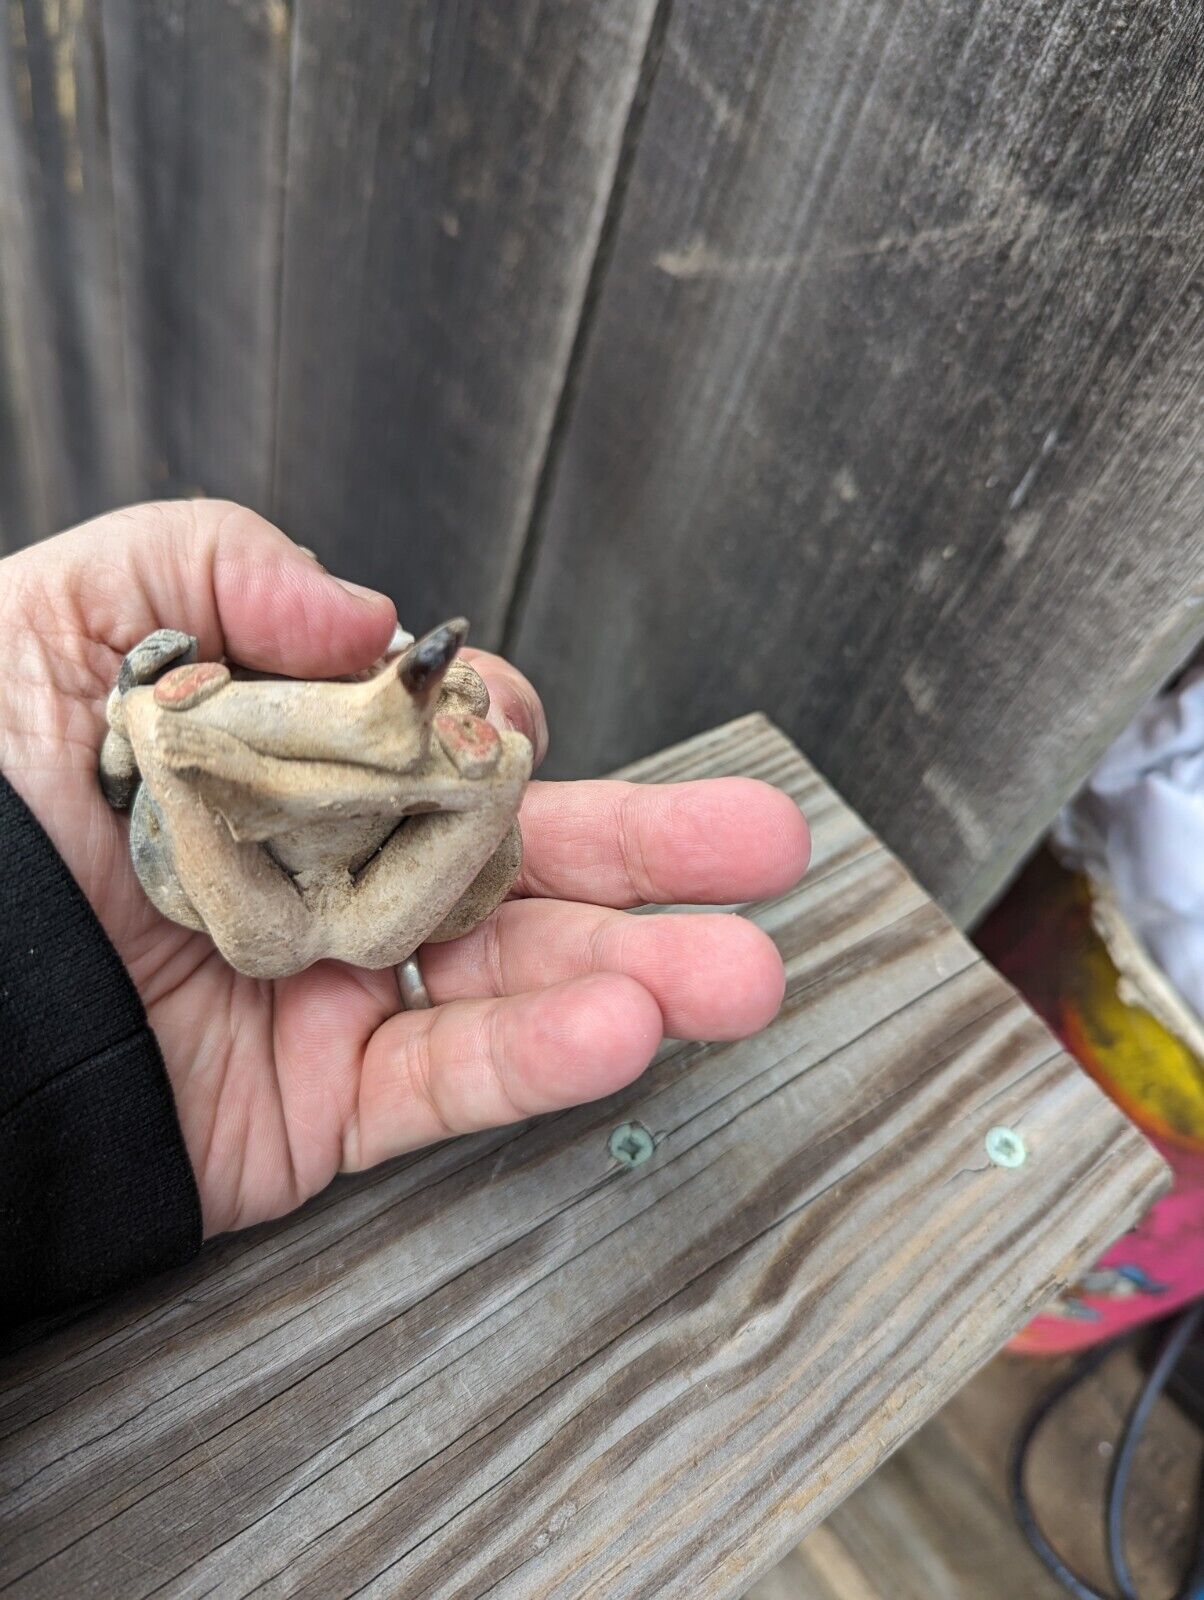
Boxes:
[333,576,392,610]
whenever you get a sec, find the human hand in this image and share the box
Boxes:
[0,501,809,1236]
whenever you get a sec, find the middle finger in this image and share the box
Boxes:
[513,775,810,908]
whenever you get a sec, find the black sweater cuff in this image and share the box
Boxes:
[0,773,202,1324]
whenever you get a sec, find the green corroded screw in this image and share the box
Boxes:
[609,1121,655,1169]
[985,1125,1027,1169]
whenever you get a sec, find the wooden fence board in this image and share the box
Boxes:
[0,0,133,545]
[511,0,1204,923]
[0,716,1164,1598]
[271,0,659,644]
[5,1,1201,921]
[99,0,292,508]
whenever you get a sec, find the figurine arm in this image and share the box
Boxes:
[137,763,318,977]
[321,736,532,969]
[151,717,484,839]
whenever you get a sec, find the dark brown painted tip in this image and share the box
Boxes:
[399,618,469,699]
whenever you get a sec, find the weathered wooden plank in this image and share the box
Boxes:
[0,716,1164,1598]
[99,0,291,508]
[0,0,133,546]
[271,0,659,642]
[511,0,1204,924]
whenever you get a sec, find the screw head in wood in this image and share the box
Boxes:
[609,1121,655,1168]
[985,1125,1027,1169]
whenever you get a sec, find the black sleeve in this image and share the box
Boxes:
[0,774,202,1325]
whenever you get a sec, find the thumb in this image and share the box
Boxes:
[62,498,397,678]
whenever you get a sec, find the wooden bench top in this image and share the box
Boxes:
[0,715,1166,1599]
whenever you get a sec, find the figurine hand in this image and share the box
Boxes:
[0,501,809,1236]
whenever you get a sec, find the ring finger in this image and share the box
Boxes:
[419,897,786,1041]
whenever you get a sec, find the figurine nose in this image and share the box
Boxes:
[399,618,469,701]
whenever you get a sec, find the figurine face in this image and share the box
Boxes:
[100,623,532,978]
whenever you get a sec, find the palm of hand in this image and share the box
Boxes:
[0,503,808,1238]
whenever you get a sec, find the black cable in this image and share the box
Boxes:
[1106,1302,1204,1599]
[1010,1303,1204,1600]
[1010,1340,1122,1600]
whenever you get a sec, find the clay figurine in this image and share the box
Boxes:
[99,621,532,979]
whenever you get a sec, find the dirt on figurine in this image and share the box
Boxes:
[99,620,532,978]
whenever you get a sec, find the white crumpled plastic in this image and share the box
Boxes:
[1054,671,1204,1029]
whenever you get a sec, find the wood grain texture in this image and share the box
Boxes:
[270,0,659,643]
[511,0,1204,923]
[99,0,292,507]
[752,1347,1204,1600]
[0,0,134,546]
[0,718,1164,1598]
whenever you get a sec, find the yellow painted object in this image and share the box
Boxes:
[1061,876,1204,1149]
[978,853,1204,1352]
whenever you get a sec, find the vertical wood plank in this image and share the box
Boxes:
[271,0,660,643]
[512,0,1204,921]
[0,0,132,546]
[99,0,292,509]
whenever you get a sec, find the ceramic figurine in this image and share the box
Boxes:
[99,621,532,979]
